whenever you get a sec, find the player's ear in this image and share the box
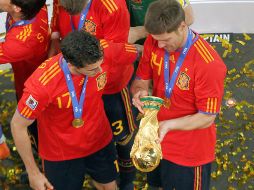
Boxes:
[12,4,22,14]
[178,21,187,33]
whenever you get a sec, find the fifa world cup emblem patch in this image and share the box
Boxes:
[84,20,96,35]
[96,72,107,91]
[176,72,190,90]
[26,95,38,110]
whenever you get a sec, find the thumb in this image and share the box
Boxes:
[158,122,167,142]
[140,90,148,97]
[159,130,166,143]
[45,179,54,190]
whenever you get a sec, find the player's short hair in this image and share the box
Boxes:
[60,0,88,15]
[144,0,185,34]
[11,0,46,20]
[60,30,103,68]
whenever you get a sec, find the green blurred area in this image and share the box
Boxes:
[0,33,254,190]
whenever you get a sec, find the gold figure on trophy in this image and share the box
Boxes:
[130,96,164,172]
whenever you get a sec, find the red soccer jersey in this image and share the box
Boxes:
[136,33,227,166]
[17,41,136,161]
[101,39,138,94]
[51,0,130,42]
[0,6,49,101]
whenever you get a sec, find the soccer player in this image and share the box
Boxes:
[48,1,138,189]
[131,0,227,190]
[126,0,194,43]
[0,0,49,159]
[0,0,49,101]
[48,0,130,56]
[11,30,138,190]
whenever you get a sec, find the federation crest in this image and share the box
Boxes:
[176,72,190,90]
[26,95,38,110]
[83,20,96,35]
[96,72,107,91]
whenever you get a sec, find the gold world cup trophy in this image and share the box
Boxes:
[130,96,164,172]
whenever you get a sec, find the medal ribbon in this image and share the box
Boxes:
[5,14,35,32]
[70,0,92,31]
[164,29,198,99]
[60,57,88,120]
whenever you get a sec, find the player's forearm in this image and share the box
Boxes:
[130,79,149,96]
[48,38,61,58]
[128,26,148,43]
[11,120,40,175]
[162,112,216,131]
[134,26,148,39]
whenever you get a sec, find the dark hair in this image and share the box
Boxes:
[11,0,46,20]
[144,0,185,35]
[60,0,87,15]
[60,30,103,68]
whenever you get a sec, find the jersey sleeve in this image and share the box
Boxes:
[194,40,227,115]
[0,29,33,64]
[135,35,154,80]
[17,63,51,120]
[100,0,130,42]
[101,39,138,66]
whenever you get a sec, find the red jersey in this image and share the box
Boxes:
[101,39,138,93]
[50,0,131,93]
[17,41,136,161]
[0,6,49,101]
[136,33,227,166]
[51,0,130,42]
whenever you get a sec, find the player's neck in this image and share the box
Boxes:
[9,12,23,22]
[180,27,189,48]
[68,63,81,76]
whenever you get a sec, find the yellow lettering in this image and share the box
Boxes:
[37,33,44,43]
[38,62,47,69]
[114,160,119,172]
[151,52,163,75]
[57,97,62,109]
[56,92,71,109]
[112,120,124,136]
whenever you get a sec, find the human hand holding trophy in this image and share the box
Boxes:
[130,96,164,172]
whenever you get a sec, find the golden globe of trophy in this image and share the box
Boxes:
[130,96,164,172]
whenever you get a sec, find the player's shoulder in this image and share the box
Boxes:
[192,35,219,64]
[192,35,226,75]
[32,54,63,87]
[96,0,127,14]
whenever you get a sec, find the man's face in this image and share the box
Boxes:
[151,28,185,53]
[0,0,12,12]
[75,59,104,77]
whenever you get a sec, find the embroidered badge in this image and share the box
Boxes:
[96,72,107,91]
[176,72,190,90]
[26,95,38,110]
[83,20,96,35]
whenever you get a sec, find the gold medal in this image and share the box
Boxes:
[72,118,84,128]
[163,97,171,108]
